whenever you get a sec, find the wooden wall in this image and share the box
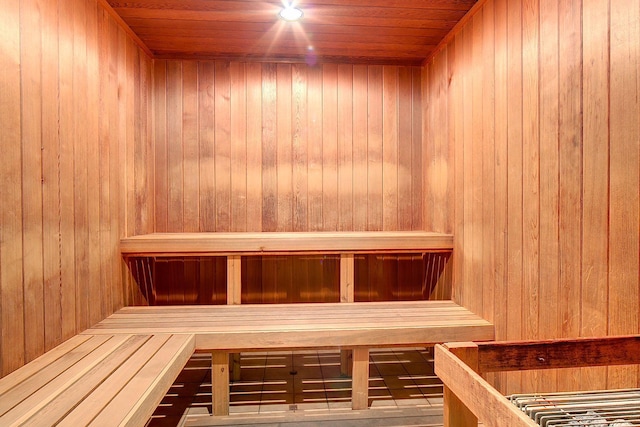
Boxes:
[0,0,153,377]
[151,61,426,303]
[153,61,424,233]
[425,0,640,394]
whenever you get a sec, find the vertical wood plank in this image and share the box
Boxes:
[581,0,609,391]
[230,62,247,232]
[505,0,524,394]
[198,61,216,232]
[558,0,583,392]
[246,63,262,232]
[277,63,293,231]
[492,0,509,392]
[166,61,184,232]
[352,65,368,231]
[367,66,383,231]
[20,0,45,362]
[59,0,77,338]
[382,66,399,231]
[215,61,231,232]
[307,65,323,231]
[411,67,423,231]
[337,64,354,231]
[154,60,168,233]
[262,63,277,232]
[398,67,413,231]
[0,0,24,375]
[522,0,541,393]
[292,64,308,232]
[609,0,640,389]
[323,64,339,231]
[182,61,199,233]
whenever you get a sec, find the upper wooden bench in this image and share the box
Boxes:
[84,300,494,416]
[0,333,194,426]
[120,231,454,256]
[120,231,454,304]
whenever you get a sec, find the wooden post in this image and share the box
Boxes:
[212,351,230,416]
[340,254,355,376]
[227,255,242,381]
[442,342,479,427]
[351,347,369,410]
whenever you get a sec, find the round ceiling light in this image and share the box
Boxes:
[279,4,303,22]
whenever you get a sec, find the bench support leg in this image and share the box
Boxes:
[227,256,242,382]
[340,254,355,376]
[351,347,369,410]
[212,351,230,416]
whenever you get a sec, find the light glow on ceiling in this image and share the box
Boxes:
[279,3,303,22]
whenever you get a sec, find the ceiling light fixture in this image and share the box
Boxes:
[279,3,303,22]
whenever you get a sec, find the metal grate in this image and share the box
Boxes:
[509,389,640,426]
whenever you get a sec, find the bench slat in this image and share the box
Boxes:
[0,334,92,397]
[0,335,119,419]
[92,334,195,426]
[19,335,151,426]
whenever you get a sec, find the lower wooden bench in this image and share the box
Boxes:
[84,300,494,416]
[0,333,195,426]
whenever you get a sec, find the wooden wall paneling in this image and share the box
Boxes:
[246,62,262,232]
[492,0,508,392]
[431,53,448,234]
[154,60,168,232]
[451,34,464,307]
[73,0,90,331]
[198,61,215,232]
[20,0,45,362]
[557,0,583,392]
[86,0,102,326]
[182,61,199,233]
[522,0,541,393]
[261,63,277,232]
[581,0,609,391]
[276,64,293,294]
[323,64,339,231]
[609,0,640,389]
[398,67,413,231]
[43,0,62,351]
[182,61,199,302]
[367,66,384,231]
[352,65,368,231]
[505,0,524,395]
[337,64,354,231]
[423,64,434,232]
[166,61,184,232]
[537,0,560,393]
[292,64,309,299]
[470,9,484,328]
[215,61,231,232]
[461,24,473,312]
[117,27,129,307]
[0,0,25,375]
[277,63,293,232]
[411,67,423,231]
[59,0,78,339]
[292,63,309,232]
[230,62,247,232]
[307,65,323,231]
[481,0,496,337]
[383,66,399,231]
[108,16,121,313]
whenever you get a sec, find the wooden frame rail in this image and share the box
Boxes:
[435,335,640,427]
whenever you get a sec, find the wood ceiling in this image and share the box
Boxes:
[107,0,478,65]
